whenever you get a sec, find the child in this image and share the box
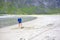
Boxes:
[18,18,22,28]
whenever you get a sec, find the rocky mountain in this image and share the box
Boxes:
[1,0,60,8]
[0,0,60,14]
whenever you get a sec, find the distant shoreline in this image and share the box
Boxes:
[0,15,37,28]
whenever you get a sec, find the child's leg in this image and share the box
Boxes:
[19,23,22,28]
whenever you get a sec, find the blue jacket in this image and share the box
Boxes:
[18,18,22,23]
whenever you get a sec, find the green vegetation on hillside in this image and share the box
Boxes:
[0,2,60,15]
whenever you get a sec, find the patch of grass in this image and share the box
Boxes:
[46,8,60,14]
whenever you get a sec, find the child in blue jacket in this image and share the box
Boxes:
[18,18,22,28]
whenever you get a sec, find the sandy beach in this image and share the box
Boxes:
[0,15,60,40]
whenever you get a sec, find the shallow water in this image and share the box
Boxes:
[0,16,37,28]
